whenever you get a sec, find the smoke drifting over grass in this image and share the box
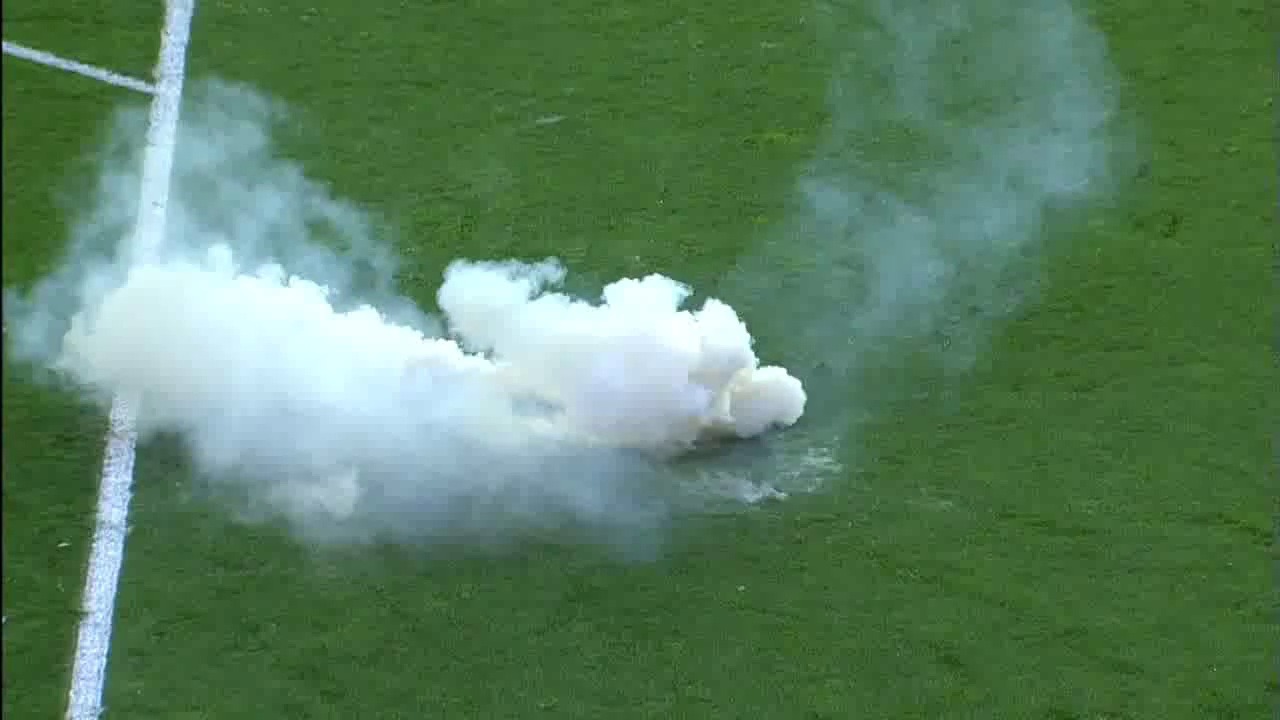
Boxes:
[6,0,1125,551]
[728,0,1124,426]
[6,81,806,552]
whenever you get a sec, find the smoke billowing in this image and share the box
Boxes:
[6,82,806,550]
[6,0,1124,551]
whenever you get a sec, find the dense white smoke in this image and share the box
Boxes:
[6,82,805,548]
[58,252,805,456]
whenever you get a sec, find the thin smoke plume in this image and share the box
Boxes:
[725,0,1124,436]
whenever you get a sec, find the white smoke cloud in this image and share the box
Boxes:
[5,81,806,550]
[6,0,1127,550]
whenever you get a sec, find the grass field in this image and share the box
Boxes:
[2,0,1274,718]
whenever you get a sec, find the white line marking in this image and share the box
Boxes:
[64,2,195,719]
[2,41,156,95]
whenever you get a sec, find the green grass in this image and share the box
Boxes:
[1,54,160,720]
[2,0,1273,718]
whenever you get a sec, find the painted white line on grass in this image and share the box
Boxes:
[1,41,156,95]
[64,2,196,719]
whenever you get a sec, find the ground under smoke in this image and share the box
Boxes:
[6,82,805,548]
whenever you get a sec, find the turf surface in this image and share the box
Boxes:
[2,0,1273,718]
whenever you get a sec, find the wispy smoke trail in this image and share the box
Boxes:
[727,0,1123,422]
